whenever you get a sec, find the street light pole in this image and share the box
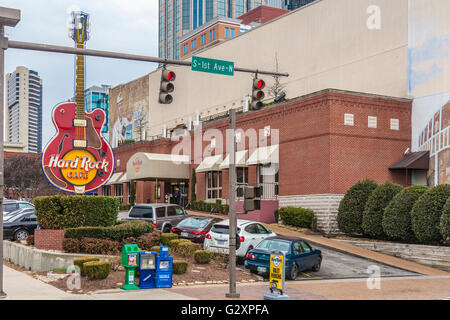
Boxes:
[0,6,21,299]
[226,108,239,299]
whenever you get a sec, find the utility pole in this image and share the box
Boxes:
[226,108,239,298]
[0,6,21,299]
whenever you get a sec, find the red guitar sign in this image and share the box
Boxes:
[41,11,114,194]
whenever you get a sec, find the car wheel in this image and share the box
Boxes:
[14,229,29,241]
[312,258,322,272]
[163,226,171,233]
[288,264,299,280]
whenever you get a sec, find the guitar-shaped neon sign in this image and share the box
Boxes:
[41,11,114,194]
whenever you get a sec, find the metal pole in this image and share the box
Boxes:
[7,40,289,78]
[226,109,239,298]
[0,24,6,299]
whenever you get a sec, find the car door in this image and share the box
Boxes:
[255,223,273,243]
[300,240,317,270]
[154,207,166,230]
[243,223,261,250]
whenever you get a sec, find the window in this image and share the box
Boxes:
[114,184,123,203]
[182,0,190,30]
[129,206,153,218]
[244,224,258,234]
[217,0,226,16]
[293,242,302,255]
[168,206,185,216]
[255,224,269,234]
[344,113,354,126]
[155,207,166,218]
[300,241,312,253]
[230,29,235,38]
[236,167,248,196]
[390,118,400,131]
[368,116,377,128]
[225,28,229,38]
[18,202,33,209]
[206,171,222,199]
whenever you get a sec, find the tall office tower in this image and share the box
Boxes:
[159,0,277,60]
[285,0,316,10]
[6,66,43,154]
[85,84,111,141]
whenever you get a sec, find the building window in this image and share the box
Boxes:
[258,164,279,199]
[225,28,229,38]
[114,184,123,203]
[103,186,111,196]
[236,167,249,197]
[182,0,190,30]
[390,119,400,131]
[230,28,235,38]
[206,0,214,22]
[344,113,354,126]
[217,0,226,16]
[368,116,377,129]
[206,171,222,199]
[236,0,244,17]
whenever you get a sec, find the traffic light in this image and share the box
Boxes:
[243,186,261,212]
[251,78,265,110]
[159,69,176,104]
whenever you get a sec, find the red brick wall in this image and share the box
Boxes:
[34,229,64,251]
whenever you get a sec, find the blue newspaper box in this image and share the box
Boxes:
[155,246,173,288]
[138,251,157,289]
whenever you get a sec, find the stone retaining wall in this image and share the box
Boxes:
[3,240,120,272]
[339,240,450,272]
[278,194,344,235]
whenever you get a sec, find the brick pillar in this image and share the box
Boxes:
[197,172,206,201]
[221,169,229,200]
[248,165,258,186]
[123,182,129,205]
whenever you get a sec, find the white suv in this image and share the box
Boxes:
[203,219,276,258]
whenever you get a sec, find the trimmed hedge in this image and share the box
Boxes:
[26,235,34,246]
[194,250,212,264]
[34,195,120,229]
[136,230,161,251]
[362,182,403,239]
[83,261,111,280]
[173,260,188,274]
[411,184,450,243]
[160,233,178,245]
[440,197,450,244]
[337,179,378,235]
[279,207,315,229]
[382,185,429,242]
[63,238,81,253]
[80,237,120,255]
[64,221,154,242]
[73,257,100,276]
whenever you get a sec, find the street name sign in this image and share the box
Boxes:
[191,56,234,76]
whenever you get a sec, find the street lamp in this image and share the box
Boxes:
[0,6,21,299]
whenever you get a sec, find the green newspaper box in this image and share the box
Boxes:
[121,244,140,290]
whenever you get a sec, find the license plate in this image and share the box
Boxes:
[216,239,226,245]
[257,267,267,273]
[181,232,189,237]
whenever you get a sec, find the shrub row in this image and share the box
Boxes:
[278,207,316,229]
[190,200,229,214]
[73,257,110,279]
[64,237,120,255]
[169,239,199,257]
[34,195,120,229]
[64,221,154,242]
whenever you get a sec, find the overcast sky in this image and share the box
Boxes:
[3,0,159,144]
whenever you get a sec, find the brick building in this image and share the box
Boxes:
[99,89,411,234]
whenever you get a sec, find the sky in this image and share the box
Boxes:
[2,0,159,144]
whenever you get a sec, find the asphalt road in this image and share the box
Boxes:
[118,211,418,281]
[238,243,418,281]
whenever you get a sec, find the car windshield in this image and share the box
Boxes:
[256,239,291,254]
[178,218,210,229]
[210,224,241,234]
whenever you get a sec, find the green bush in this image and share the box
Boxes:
[34,195,120,229]
[119,204,131,211]
[279,207,315,228]
[222,204,229,214]
[382,185,429,242]
[150,246,161,254]
[194,250,212,264]
[362,182,403,239]
[160,233,178,245]
[136,230,162,251]
[173,260,188,274]
[63,238,81,253]
[64,221,154,242]
[80,238,120,255]
[337,179,378,235]
[74,257,100,276]
[83,261,111,280]
[440,197,450,244]
[411,184,450,243]
[176,241,198,257]
[274,210,279,223]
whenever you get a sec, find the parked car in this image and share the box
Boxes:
[171,216,223,243]
[3,210,38,241]
[3,208,35,221]
[2,199,34,215]
[244,236,322,280]
[126,203,189,233]
[203,219,276,258]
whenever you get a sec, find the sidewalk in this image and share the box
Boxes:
[189,210,450,276]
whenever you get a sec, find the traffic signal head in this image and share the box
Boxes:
[242,186,262,212]
[159,69,176,104]
[252,78,265,110]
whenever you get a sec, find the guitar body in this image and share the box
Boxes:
[41,101,115,193]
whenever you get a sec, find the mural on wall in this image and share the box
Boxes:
[109,76,149,148]
[409,0,450,185]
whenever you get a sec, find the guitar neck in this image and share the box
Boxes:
[75,41,85,120]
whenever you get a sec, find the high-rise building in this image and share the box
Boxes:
[6,66,43,154]
[85,84,111,141]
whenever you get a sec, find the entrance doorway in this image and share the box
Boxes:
[165,181,189,208]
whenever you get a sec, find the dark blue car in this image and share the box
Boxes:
[244,236,322,280]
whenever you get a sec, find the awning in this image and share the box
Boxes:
[389,151,430,170]
[106,172,124,185]
[126,152,190,180]
[219,150,248,169]
[196,155,223,173]
[117,172,129,183]
[247,145,279,165]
